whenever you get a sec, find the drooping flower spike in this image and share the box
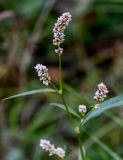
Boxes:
[34,64,51,86]
[40,139,65,158]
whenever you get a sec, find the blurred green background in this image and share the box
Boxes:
[1,0,123,159]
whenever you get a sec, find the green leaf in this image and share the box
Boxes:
[2,88,56,101]
[50,103,80,118]
[83,95,123,125]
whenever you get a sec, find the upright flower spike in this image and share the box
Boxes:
[53,12,72,55]
[93,82,109,103]
[34,64,51,86]
[40,139,65,158]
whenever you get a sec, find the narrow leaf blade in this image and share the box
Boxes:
[2,88,56,101]
[83,95,123,125]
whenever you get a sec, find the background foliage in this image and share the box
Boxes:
[1,0,123,159]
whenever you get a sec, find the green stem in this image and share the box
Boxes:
[50,81,58,91]
[60,93,85,160]
[59,55,62,93]
[58,52,86,160]
[60,94,76,128]
[60,95,86,160]
[77,131,86,160]
[58,53,76,128]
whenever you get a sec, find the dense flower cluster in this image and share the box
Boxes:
[53,12,72,54]
[34,64,51,86]
[40,139,65,158]
[78,105,87,114]
[93,82,109,102]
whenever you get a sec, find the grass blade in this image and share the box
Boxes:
[87,133,122,160]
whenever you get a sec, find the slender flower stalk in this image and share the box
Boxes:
[59,87,85,160]
[59,55,63,94]
[50,81,59,91]
[77,133,86,160]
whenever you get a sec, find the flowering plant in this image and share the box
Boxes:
[3,12,123,160]
[34,13,109,159]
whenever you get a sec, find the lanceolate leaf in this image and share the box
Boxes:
[50,103,80,118]
[82,95,123,125]
[2,88,56,101]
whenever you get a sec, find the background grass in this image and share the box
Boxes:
[1,0,123,159]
